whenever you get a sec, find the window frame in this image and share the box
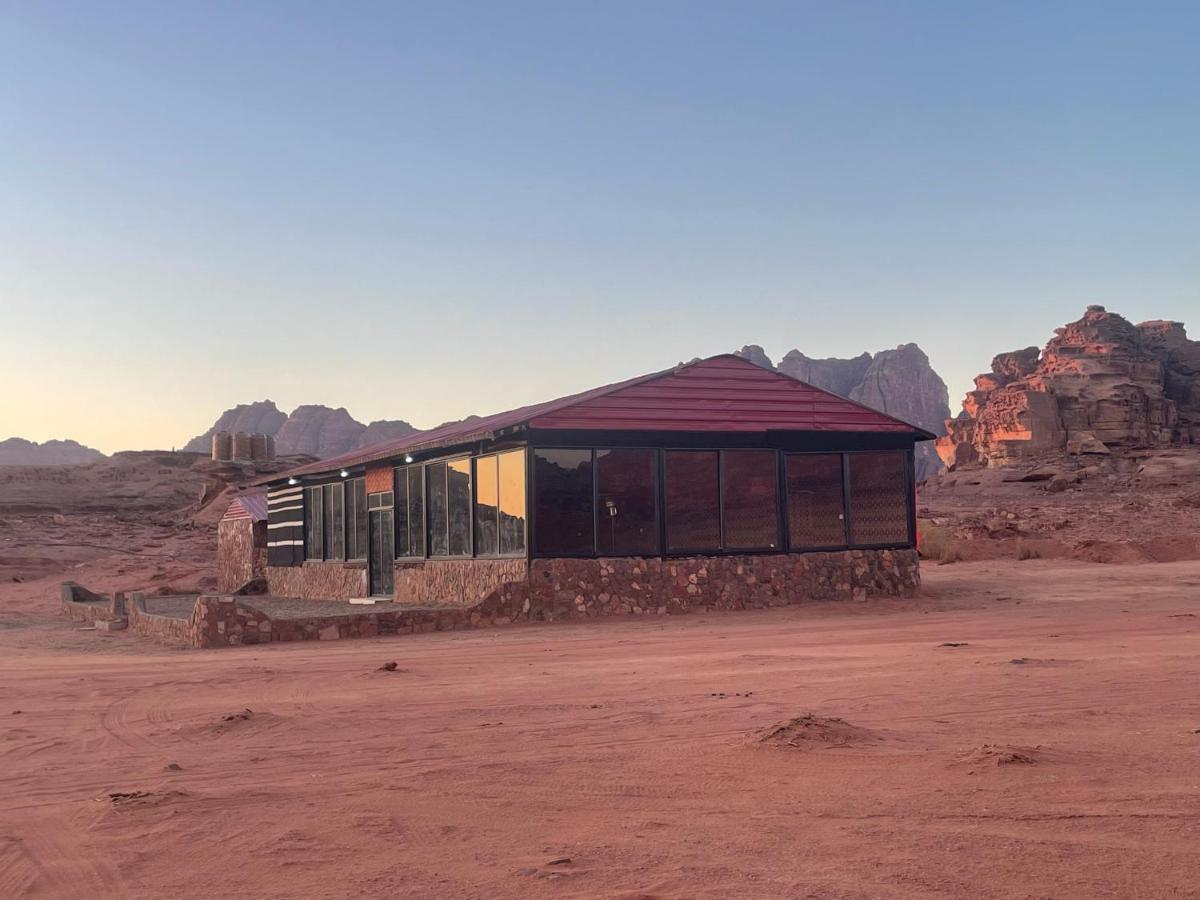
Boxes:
[473,448,527,559]
[424,454,474,560]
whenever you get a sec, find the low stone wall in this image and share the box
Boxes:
[526,549,920,620]
[127,593,192,646]
[60,582,124,624]
[392,557,528,607]
[267,561,368,600]
[217,519,267,592]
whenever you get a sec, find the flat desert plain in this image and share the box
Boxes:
[3,559,1200,898]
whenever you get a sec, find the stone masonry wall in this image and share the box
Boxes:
[392,557,528,607]
[267,562,368,600]
[217,518,267,593]
[526,549,919,621]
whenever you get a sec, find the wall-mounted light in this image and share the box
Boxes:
[339,469,349,478]
[287,477,299,486]
[404,454,414,464]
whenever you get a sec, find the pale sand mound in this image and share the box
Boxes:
[951,744,1039,767]
[755,715,881,750]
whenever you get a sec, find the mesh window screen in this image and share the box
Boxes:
[786,454,846,549]
[721,450,780,549]
[847,452,910,545]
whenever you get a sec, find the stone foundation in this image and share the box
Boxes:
[392,557,528,607]
[267,561,368,600]
[524,549,919,620]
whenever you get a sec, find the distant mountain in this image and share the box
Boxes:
[733,343,950,481]
[0,437,106,466]
[184,402,417,459]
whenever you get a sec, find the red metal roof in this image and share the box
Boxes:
[222,493,268,522]
[263,355,934,483]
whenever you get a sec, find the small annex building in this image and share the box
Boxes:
[248,355,935,618]
[216,492,268,592]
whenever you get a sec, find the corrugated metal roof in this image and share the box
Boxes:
[262,355,935,484]
[223,493,268,522]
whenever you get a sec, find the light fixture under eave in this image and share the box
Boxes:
[339,469,349,478]
[287,477,299,486]
[404,454,414,464]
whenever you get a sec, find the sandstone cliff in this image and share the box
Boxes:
[937,306,1200,469]
[185,403,416,459]
[0,438,106,466]
[734,344,950,481]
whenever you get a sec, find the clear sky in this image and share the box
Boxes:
[2,1,1197,454]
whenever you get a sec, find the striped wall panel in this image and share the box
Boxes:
[266,485,304,566]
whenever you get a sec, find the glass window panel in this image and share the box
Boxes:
[394,469,410,557]
[498,449,527,555]
[664,451,721,551]
[474,455,499,556]
[848,452,911,545]
[324,483,345,560]
[447,459,472,557]
[305,486,323,560]
[347,478,368,559]
[786,454,847,549]
[533,449,593,555]
[596,449,658,556]
[407,467,425,558]
[427,462,448,556]
[721,450,779,550]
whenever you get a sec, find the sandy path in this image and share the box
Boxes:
[3,559,1200,898]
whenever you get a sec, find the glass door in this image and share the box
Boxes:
[367,491,395,597]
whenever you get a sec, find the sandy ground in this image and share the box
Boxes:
[3,559,1200,899]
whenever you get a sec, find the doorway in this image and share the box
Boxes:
[368,492,395,597]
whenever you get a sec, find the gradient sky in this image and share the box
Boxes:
[3,1,1198,454]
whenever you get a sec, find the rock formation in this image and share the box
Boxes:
[734,344,950,481]
[185,403,416,459]
[0,438,106,466]
[937,306,1200,469]
[184,401,288,454]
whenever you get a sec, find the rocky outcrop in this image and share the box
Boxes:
[0,438,105,466]
[937,306,1200,469]
[186,402,416,459]
[734,344,950,481]
[357,419,419,448]
[184,401,288,453]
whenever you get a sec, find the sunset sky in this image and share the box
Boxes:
[3,1,1197,454]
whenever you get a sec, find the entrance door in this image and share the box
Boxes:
[368,494,395,597]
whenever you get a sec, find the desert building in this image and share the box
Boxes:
[250,356,934,612]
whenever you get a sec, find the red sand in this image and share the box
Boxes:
[3,558,1200,898]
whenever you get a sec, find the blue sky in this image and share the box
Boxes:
[2,1,1197,453]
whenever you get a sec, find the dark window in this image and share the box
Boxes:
[426,462,448,556]
[447,459,472,556]
[346,478,368,559]
[474,454,499,556]
[407,467,425,558]
[395,469,410,558]
[721,451,779,549]
[596,449,658,556]
[395,465,424,558]
[498,449,526,556]
[848,451,911,545]
[785,454,847,548]
[664,451,720,551]
[368,491,394,596]
[304,486,323,560]
[323,483,345,560]
[533,449,593,555]
[426,460,472,557]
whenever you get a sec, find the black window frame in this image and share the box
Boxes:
[473,448,528,559]
[425,455,474,559]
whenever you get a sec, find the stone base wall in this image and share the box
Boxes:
[526,549,919,620]
[217,519,267,593]
[392,558,528,607]
[127,592,192,646]
[267,562,368,600]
